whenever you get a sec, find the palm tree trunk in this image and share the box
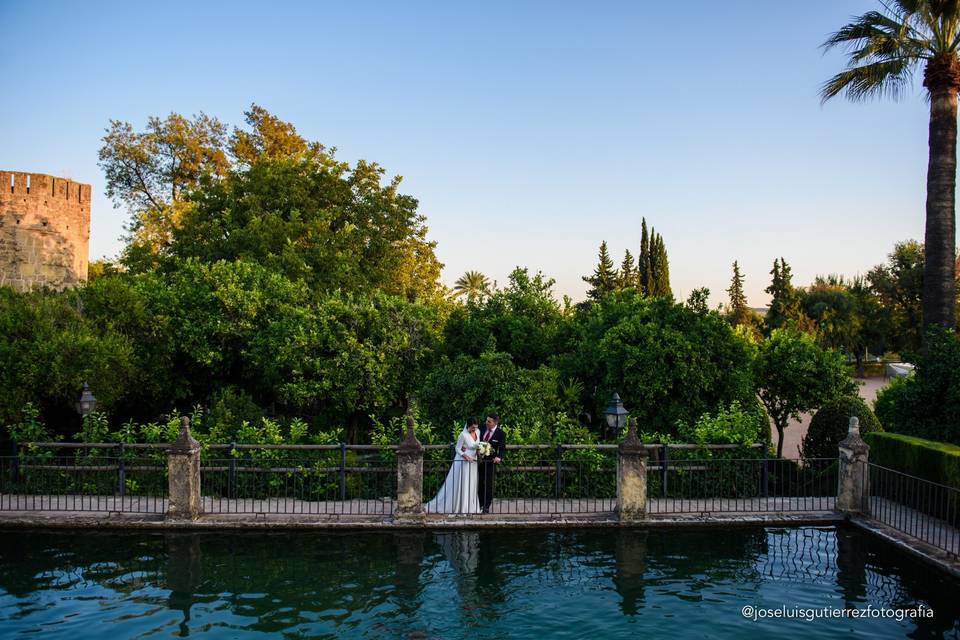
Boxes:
[922,58,960,336]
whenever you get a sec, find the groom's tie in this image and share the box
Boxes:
[484,429,493,442]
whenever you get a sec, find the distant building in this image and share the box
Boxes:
[0,171,90,291]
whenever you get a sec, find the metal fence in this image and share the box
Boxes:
[867,463,960,556]
[199,444,396,515]
[646,447,837,515]
[0,443,168,513]
[0,441,854,520]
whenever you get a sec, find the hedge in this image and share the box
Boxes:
[864,432,960,489]
[803,395,882,460]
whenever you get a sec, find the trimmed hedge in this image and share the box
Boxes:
[864,432,960,489]
[803,395,882,460]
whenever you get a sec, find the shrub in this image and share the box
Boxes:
[678,400,770,446]
[873,328,960,445]
[4,403,53,444]
[802,395,882,460]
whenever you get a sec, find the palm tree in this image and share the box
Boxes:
[453,270,491,302]
[821,0,959,334]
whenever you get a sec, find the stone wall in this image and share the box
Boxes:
[0,171,91,291]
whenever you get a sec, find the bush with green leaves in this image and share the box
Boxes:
[802,395,882,460]
[0,286,136,432]
[874,328,960,446]
[678,400,770,446]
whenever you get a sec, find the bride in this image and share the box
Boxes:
[425,417,481,514]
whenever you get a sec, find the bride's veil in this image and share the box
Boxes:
[455,422,470,458]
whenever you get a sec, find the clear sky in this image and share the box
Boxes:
[0,0,945,306]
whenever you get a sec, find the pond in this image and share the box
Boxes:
[0,525,957,639]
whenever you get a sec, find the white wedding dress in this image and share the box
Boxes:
[425,429,481,514]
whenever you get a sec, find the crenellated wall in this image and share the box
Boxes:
[0,171,91,291]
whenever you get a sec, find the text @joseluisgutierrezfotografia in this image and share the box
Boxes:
[741,605,934,623]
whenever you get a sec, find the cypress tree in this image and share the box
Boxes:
[638,219,652,294]
[583,240,619,301]
[649,231,672,298]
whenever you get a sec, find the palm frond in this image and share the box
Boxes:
[820,57,917,102]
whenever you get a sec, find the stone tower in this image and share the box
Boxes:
[0,171,91,291]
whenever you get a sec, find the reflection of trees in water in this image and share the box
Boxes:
[0,527,957,636]
[0,531,167,598]
[0,530,418,635]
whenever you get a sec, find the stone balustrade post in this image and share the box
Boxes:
[617,418,648,523]
[167,416,201,520]
[395,413,425,522]
[837,416,870,514]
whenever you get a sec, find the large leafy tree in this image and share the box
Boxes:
[172,156,443,301]
[867,240,926,354]
[557,291,756,438]
[754,329,856,458]
[99,112,229,265]
[822,0,960,334]
[229,103,327,166]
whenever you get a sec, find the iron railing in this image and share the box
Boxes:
[199,444,396,515]
[0,442,168,513]
[646,454,837,515]
[1,441,844,518]
[867,463,960,556]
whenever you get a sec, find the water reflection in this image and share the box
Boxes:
[613,530,647,615]
[0,526,957,639]
[165,535,201,636]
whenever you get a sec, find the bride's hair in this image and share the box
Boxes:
[466,416,479,427]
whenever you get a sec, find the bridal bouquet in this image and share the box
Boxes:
[477,442,493,459]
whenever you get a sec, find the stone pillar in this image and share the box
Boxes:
[617,418,648,523]
[837,416,870,514]
[394,414,424,522]
[167,416,201,520]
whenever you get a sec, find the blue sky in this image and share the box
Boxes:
[0,0,940,306]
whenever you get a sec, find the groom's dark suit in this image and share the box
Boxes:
[477,424,507,512]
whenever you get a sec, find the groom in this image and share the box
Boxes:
[477,413,507,514]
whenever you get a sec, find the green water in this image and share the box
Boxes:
[0,525,957,639]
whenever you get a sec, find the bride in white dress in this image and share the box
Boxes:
[425,419,481,514]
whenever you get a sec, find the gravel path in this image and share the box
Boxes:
[775,377,889,459]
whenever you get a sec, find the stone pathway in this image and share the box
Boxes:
[0,495,837,517]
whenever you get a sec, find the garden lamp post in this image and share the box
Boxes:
[76,382,97,417]
[604,392,629,440]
